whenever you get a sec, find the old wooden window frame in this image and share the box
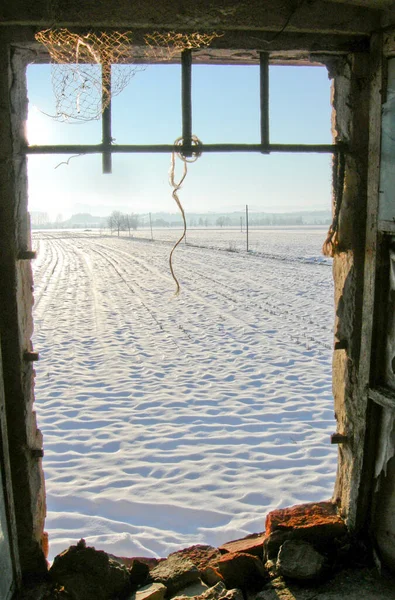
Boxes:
[25,50,345,169]
[0,26,388,582]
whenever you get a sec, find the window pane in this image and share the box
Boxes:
[192,65,260,144]
[111,65,181,144]
[269,65,332,144]
[27,64,101,144]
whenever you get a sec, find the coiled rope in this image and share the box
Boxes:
[169,136,202,294]
[322,150,346,257]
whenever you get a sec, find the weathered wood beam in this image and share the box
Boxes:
[102,62,112,174]
[331,48,372,530]
[369,387,395,411]
[25,142,344,154]
[0,341,21,591]
[0,0,382,36]
[6,25,370,52]
[353,32,385,529]
[5,26,369,71]
[384,27,395,55]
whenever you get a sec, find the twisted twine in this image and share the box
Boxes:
[168,136,202,294]
[322,150,346,257]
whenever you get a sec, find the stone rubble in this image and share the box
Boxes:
[49,538,131,600]
[170,579,209,598]
[40,501,364,600]
[129,583,167,600]
[216,551,267,589]
[219,533,266,557]
[276,539,326,581]
[148,553,200,595]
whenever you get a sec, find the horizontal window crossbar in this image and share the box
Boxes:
[24,143,345,155]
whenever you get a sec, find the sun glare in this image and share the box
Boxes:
[26,105,48,145]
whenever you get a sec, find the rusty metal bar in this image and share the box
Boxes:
[181,49,193,157]
[102,62,112,174]
[25,142,346,155]
[260,52,270,153]
[23,351,39,362]
[331,433,348,444]
[17,250,37,260]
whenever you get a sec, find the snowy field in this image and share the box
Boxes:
[129,226,332,265]
[31,228,337,562]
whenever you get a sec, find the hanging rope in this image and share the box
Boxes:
[322,150,346,257]
[169,136,202,295]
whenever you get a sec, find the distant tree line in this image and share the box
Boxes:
[245,215,305,226]
[108,211,139,236]
[204,215,305,227]
[146,214,331,228]
[29,210,331,231]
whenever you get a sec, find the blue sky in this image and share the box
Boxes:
[27,63,332,220]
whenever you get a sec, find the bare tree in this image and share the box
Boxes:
[124,213,139,236]
[108,211,126,236]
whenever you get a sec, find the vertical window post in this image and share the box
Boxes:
[102,62,112,174]
[260,52,270,154]
[181,49,193,157]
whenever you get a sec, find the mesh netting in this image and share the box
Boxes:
[144,31,222,61]
[35,29,144,122]
[35,28,222,122]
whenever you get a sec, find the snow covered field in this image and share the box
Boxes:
[31,228,337,562]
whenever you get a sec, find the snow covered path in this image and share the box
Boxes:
[32,230,337,561]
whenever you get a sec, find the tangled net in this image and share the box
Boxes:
[35,28,222,123]
[35,29,144,122]
[144,31,222,61]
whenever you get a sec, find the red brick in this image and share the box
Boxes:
[169,545,222,571]
[217,552,266,589]
[265,501,346,544]
[219,532,266,557]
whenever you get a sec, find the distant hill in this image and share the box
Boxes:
[31,210,331,229]
[140,210,332,228]
[63,213,108,226]
[31,213,107,229]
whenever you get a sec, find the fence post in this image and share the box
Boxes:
[246,204,249,252]
[149,212,153,241]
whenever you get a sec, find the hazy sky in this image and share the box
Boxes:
[27,63,332,220]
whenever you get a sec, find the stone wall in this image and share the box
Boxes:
[329,53,371,528]
[0,34,47,577]
[0,2,393,582]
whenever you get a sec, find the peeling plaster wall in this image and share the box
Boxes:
[0,37,46,577]
[330,54,371,527]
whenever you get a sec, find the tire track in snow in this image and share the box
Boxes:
[79,236,332,354]
[31,231,337,561]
